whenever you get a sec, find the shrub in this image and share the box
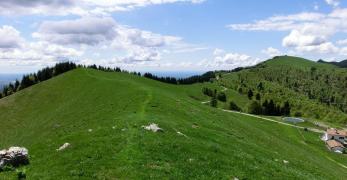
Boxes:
[17,169,26,179]
[217,92,227,102]
[229,101,241,111]
[210,97,217,108]
[248,101,262,115]
[294,112,303,117]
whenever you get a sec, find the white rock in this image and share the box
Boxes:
[0,147,29,169]
[177,131,187,137]
[142,123,163,132]
[0,149,6,156]
[283,160,289,164]
[56,143,70,151]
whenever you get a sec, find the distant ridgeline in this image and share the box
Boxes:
[143,71,215,84]
[318,59,347,68]
[0,63,215,99]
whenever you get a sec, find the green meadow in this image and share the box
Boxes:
[1,66,347,179]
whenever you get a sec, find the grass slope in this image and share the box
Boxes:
[218,56,347,126]
[0,68,347,179]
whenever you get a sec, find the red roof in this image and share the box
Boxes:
[326,140,344,148]
[326,128,347,136]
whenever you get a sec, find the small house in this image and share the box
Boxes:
[326,140,344,153]
[322,128,347,143]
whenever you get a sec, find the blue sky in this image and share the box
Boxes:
[0,0,347,73]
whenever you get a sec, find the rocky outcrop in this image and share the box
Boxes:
[0,147,29,170]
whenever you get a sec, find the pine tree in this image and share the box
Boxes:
[229,101,241,111]
[210,96,217,108]
[248,101,262,115]
[217,92,227,102]
[248,89,254,100]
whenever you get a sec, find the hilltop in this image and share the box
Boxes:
[1,67,347,179]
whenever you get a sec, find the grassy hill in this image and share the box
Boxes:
[217,56,347,126]
[1,68,347,179]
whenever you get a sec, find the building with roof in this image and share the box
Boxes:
[326,140,345,153]
[322,128,347,143]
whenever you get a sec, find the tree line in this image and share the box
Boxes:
[0,62,216,99]
[202,86,290,116]
[248,99,290,116]
[143,71,215,85]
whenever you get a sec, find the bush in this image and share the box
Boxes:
[217,92,227,102]
[294,112,303,117]
[248,101,262,115]
[229,101,241,111]
[17,169,26,179]
[210,97,217,108]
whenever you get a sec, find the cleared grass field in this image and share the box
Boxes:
[0,68,347,179]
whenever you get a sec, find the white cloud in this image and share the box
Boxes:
[295,42,338,54]
[0,26,24,49]
[261,47,281,57]
[325,0,340,7]
[0,0,205,16]
[337,39,347,45]
[228,12,325,31]
[198,49,262,69]
[30,16,204,65]
[0,26,83,67]
[339,47,347,55]
[282,29,327,47]
[213,48,225,56]
[228,8,347,56]
[111,24,182,63]
[33,17,117,46]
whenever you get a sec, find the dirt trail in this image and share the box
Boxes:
[221,109,324,133]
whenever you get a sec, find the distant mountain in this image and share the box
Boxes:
[318,59,347,68]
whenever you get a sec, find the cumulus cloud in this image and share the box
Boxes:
[228,8,347,56]
[261,47,281,57]
[0,0,81,16]
[282,30,327,47]
[31,16,193,64]
[110,25,183,63]
[0,25,82,67]
[33,17,117,46]
[0,0,205,16]
[196,49,262,69]
[0,26,24,49]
